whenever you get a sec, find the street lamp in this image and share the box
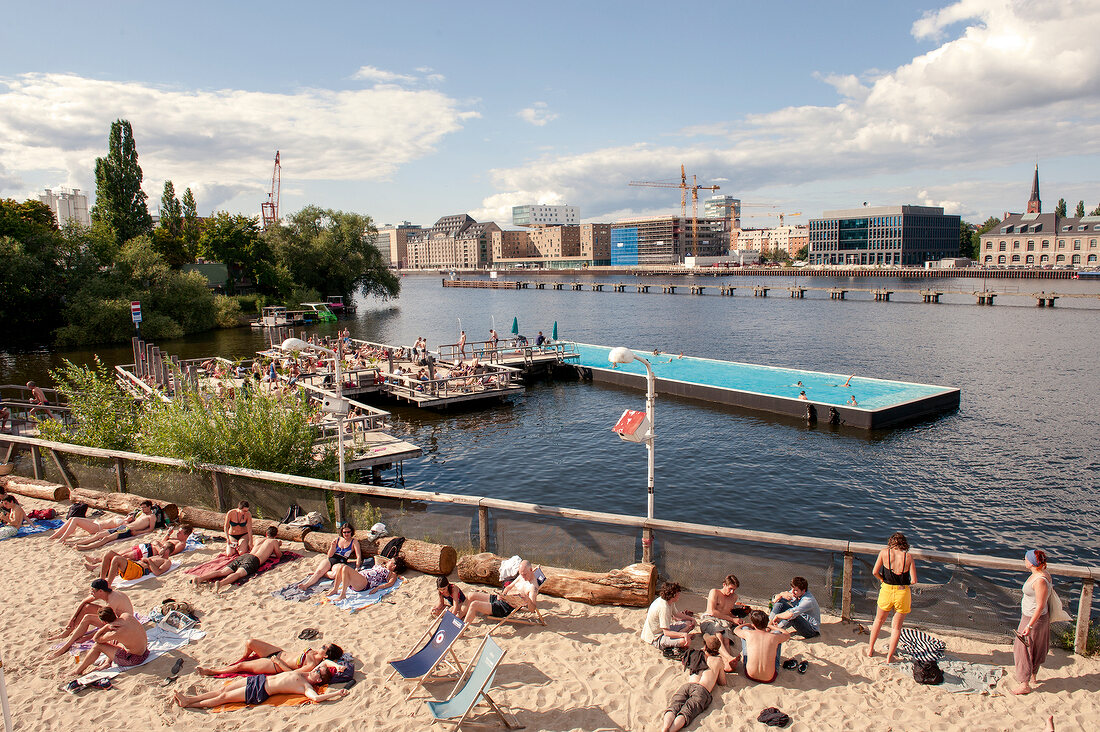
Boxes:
[282,338,348,490]
[608,347,656,562]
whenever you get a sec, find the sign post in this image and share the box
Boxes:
[131,300,142,340]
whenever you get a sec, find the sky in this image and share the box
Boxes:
[2,0,1100,230]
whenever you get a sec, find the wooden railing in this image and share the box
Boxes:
[1,433,1095,655]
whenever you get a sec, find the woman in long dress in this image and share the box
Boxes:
[1012,549,1051,695]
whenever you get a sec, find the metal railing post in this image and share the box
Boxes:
[1076,578,1094,655]
[842,550,854,621]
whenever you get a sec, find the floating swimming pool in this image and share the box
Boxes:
[570,343,960,429]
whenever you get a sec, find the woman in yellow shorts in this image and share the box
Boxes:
[865,532,917,662]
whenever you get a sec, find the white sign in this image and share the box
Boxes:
[131,301,142,324]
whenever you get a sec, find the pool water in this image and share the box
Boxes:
[572,342,955,410]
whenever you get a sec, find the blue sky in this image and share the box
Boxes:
[2,0,1099,229]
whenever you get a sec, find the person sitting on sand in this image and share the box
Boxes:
[734,610,792,684]
[298,522,363,591]
[0,495,26,539]
[642,582,697,650]
[191,526,282,592]
[328,556,403,601]
[462,560,540,625]
[197,639,344,677]
[223,501,253,557]
[699,574,748,669]
[660,634,726,732]
[431,575,469,618]
[46,579,133,659]
[172,665,348,709]
[70,607,149,678]
[769,576,821,639]
[81,525,192,574]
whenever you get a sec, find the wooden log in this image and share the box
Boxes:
[175,505,311,543]
[303,532,457,576]
[456,552,656,607]
[69,487,178,523]
[0,475,69,502]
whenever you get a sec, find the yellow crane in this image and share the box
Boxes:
[629,165,720,258]
[744,211,803,226]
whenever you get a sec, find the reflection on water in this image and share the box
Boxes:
[3,274,1099,568]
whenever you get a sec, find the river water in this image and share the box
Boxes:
[3,273,1099,569]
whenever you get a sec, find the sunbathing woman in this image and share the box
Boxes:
[328,556,403,601]
[0,495,26,539]
[197,640,344,677]
[430,575,468,618]
[51,501,154,544]
[68,503,158,551]
[298,522,362,591]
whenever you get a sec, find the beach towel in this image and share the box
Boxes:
[52,614,152,657]
[209,683,330,712]
[76,625,206,684]
[0,518,63,540]
[325,577,403,613]
[896,655,1003,694]
[112,560,182,589]
[272,576,333,602]
[186,551,301,584]
[897,627,946,663]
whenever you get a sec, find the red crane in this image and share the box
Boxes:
[261,151,281,229]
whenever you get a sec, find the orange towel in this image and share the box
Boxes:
[209,683,329,712]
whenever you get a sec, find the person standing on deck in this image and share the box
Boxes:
[458,330,467,358]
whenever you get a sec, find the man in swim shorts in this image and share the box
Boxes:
[70,607,149,678]
[660,634,726,731]
[105,553,174,583]
[68,501,157,551]
[83,525,193,575]
[734,610,792,684]
[462,560,541,625]
[172,665,348,708]
[46,579,134,659]
[190,526,282,591]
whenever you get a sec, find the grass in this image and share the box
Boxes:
[1053,619,1100,655]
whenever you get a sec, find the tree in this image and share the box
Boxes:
[91,119,153,244]
[181,186,200,260]
[793,245,808,261]
[976,216,1001,236]
[1055,198,1067,217]
[0,199,64,342]
[1075,200,1086,218]
[160,180,182,236]
[958,221,977,259]
[1091,203,1100,217]
[198,212,272,293]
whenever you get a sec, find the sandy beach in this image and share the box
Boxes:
[1,495,1097,731]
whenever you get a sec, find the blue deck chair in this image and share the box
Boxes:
[427,636,518,730]
[389,610,468,700]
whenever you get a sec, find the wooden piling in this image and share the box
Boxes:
[1076,579,1094,656]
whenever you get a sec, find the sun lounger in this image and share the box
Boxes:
[490,568,547,630]
[389,610,468,700]
[426,636,520,730]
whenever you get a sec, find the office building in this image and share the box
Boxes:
[376,222,423,268]
[703,195,741,229]
[610,216,727,266]
[808,205,960,266]
[512,204,578,227]
[490,224,611,268]
[39,188,91,227]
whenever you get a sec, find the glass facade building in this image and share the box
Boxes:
[808,205,960,266]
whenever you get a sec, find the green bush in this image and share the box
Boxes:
[38,357,138,451]
[1053,620,1100,655]
[213,294,243,327]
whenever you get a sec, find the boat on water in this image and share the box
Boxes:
[1073,270,1100,279]
[250,304,335,328]
[325,295,355,315]
[301,302,338,322]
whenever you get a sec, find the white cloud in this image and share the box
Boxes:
[351,66,417,85]
[0,72,477,210]
[480,0,1100,219]
[517,102,558,127]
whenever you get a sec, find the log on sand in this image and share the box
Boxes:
[303,532,457,576]
[0,475,69,502]
[176,505,311,543]
[457,552,656,607]
[69,487,178,523]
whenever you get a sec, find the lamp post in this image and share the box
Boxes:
[608,346,656,562]
[283,337,347,520]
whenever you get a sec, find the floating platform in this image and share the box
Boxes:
[571,343,959,430]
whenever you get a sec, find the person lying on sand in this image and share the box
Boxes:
[190,526,281,592]
[172,665,348,708]
[462,560,540,625]
[82,525,193,573]
[660,634,726,732]
[197,639,344,677]
[99,552,174,583]
[53,501,156,547]
[328,556,403,601]
[46,579,133,658]
[70,607,149,678]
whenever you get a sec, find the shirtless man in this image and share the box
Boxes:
[68,502,158,551]
[734,610,792,684]
[457,330,467,358]
[699,574,748,669]
[172,665,348,709]
[0,495,26,539]
[47,579,134,659]
[70,607,149,678]
[660,634,726,732]
[52,501,155,545]
[197,640,344,677]
[462,560,540,625]
[82,525,193,573]
[99,552,174,583]
[26,381,55,419]
[191,526,281,591]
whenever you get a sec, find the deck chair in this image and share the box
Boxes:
[426,636,520,730]
[490,568,548,630]
[389,611,468,700]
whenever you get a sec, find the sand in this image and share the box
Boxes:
[2,495,1098,731]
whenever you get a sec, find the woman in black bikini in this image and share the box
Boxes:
[298,522,362,591]
[223,501,253,557]
[196,640,344,676]
[866,532,918,662]
[430,576,468,618]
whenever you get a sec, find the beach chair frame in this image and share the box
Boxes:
[489,567,548,632]
[388,611,468,701]
[428,636,520,731]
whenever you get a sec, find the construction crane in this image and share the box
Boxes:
[745,211,803,226]
[629,165,720,258]
[260,151,281,230]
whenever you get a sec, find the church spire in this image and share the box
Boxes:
[1027,164,1041,214]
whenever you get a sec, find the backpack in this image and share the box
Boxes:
[330,652,355,683]
[66,502,88,519]
[152,504,169,529]
[281,503,304,524]
[913,659,944,685]
[381,536,405,559]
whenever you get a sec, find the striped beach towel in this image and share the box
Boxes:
[898,627,946,663]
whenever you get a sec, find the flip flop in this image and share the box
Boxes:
[298,628,322,641]
[162,658,184,686]
[797,661,809,674]
[781,659,798,670]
